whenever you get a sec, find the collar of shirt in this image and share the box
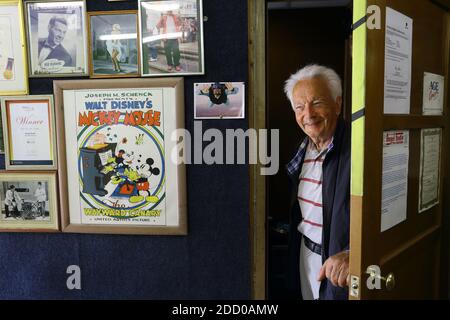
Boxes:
[307,137,334,160]
[286,136,334,177]
[43,40,58,50]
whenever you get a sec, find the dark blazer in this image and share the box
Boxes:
[286,117,350,300]
[38,39,73,67]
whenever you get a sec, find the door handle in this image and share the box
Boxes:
[366,266,396,291]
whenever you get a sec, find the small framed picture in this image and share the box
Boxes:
[138,0,204,76]
[0,172,59,232]
[1,95,58,170]
[54,78,187,235]
[194,82,245,119]
[0,111,4,154]
[88,10,140,78]
[24,0,88,77]
[0,0,29,95]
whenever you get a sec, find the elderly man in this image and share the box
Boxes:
[284,64,350,300]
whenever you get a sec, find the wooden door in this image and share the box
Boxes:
[350,0,449,299]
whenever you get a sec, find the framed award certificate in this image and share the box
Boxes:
[1,95,57,170]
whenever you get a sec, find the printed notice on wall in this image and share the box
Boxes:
[381,130,409,232]
[384,7,413,114]
[419,128,441,213]
[423,73,444,115]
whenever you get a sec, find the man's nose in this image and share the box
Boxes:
[303,102,315,117]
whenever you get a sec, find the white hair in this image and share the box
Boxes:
[284,64,342,109]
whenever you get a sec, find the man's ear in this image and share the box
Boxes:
[335,96,343,115]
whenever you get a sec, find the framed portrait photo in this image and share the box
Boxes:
[1,95,58,170]
[138,0,204,77]
[88,10,140,78]
[0,0,28,95]
[54,78,187,235]
[0,172,59,232]
[24,0,88,77]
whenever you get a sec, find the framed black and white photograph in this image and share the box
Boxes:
[139,0,204,77]
[0,172,59,232]
[24,0,88,77]
[88,10,140,78]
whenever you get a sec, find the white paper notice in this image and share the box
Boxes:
[423,73,444,115]
[384,7,413,114]
[419,128,441,213]
[381,130,409,232]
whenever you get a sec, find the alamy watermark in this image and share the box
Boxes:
[170,121,280,176]
[366,265,382,290]
[366,5,381,30]
[66,265,81,290]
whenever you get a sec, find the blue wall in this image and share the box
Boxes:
[0,0,249,299]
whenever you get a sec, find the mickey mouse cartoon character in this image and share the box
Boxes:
[111,149,136,185]
[129,156,160,203]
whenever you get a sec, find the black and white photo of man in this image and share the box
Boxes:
[26,1,86,76]
[34,182,47,217]
[4,185,22,218]
[38,16,73,67]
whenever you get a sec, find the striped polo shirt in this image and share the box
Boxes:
[297,139,333,246]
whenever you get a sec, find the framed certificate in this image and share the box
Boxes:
[24,0,88,77]
[0,0,29,95]
[54,78,187,235]
[0,171,59,232]
[1,95,57,170]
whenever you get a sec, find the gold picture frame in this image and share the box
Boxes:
[0,0,29,95]
[87,10,140,78]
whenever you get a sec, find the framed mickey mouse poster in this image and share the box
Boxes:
[53,78,187,235]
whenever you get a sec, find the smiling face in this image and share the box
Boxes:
[48,21,67,46]
[292,76,342,147]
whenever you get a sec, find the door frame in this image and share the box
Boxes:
[248,0,450,300]
[248,0,267,300]
[247,0,354,300]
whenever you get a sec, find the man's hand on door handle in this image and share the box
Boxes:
[317,250,350,288]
